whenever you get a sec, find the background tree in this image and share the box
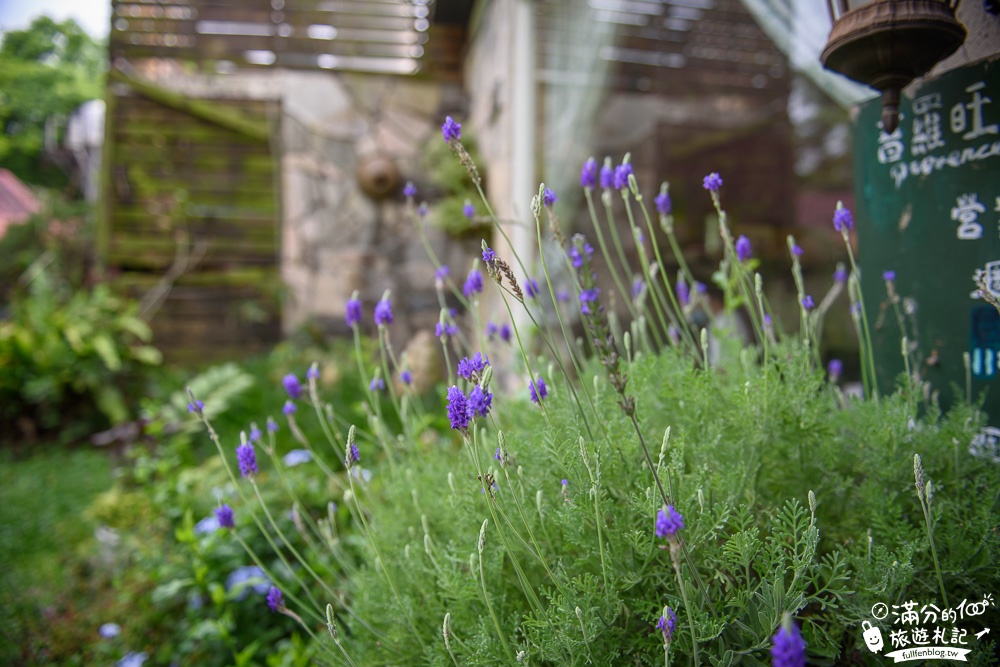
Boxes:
[0,16,104,187]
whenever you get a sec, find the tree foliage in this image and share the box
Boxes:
[0,16,104,185]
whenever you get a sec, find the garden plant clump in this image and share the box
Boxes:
[187,117,1000,666]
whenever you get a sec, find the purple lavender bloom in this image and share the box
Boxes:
[249,425,262,442]
[267,417,278,433]
[446,386,471,431]
[613,163,633,190]
[266,586,284,612]
[442,116,461,142]
[463,269,484,297]
[676,278,690,306]
[801,295,815,311]
[580,158,598,189]
[599,160,614,189]
[374,297,393,326]
[435,265,450,280]
[703,172,723,192]
[735,235,752,262]
[369,377,385,392]
[467,385,493,418]
[561,478,568,487]
[695,281,707,294]
[485,321,499,339]
[556,289,570,303]
[187,400,204,414]
[495,447,503,462]
[542,187,557,207]
[832,206,854,232]
[792,244,803,257]
[463,201,476,220]
[764,314,773,327]
[283,400,296,415]
[883,270,896,281]
[482,246,496,266]
[457,352,489,380]
[236,443,258,478]
[307,364,320,381]
[771,622,807,667]
[500,323,512,342]
[346,296,362,328]
[833,267,848,284]
[346,442,360,465]
[524,277,540,299]
[632,279,645,298]
[435,321,458,338]
[655,190,672,215]
[569,242,594,268]
[417,202,429,217]
[400,370,413,385]
[828,358,843,379]
[655,505,684,538]
[529,377,548,404]
[283,374,302,400]
[403,181,417,198]
[656,608,677,644]
[216,504,235,529]
[579,287,601,315]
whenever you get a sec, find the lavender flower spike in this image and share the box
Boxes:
[216,504,235,529]
[529,377,548,403]
[266,586,284,612]
[236,442,258,478]
[771,619,807,667]
[374,291,393,326]
[463,200,475,220]
[599,158,614,190]
[883,270,896,282]
[446,386,470,432]
[442,116,461,142]
[283,373,302,400]
[703,172,723,192]
[801,295,815,311]
[463,268,483,297]
[403,181,417,198]
[735,235,752,262]
[656,607,677,645]
[467,385,493,418]
[828,358,843,381]
[542,187,557,208]
[655,184,672,215]
[832,202,854,232]
[580,157,598,189]
[345,291,362,328]
[655,505,684,538]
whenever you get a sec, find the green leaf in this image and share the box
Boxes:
[131,345,163,366]
[91,334,121,371]
[95,384,128,423]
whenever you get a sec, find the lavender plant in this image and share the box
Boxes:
[186,120,1000,667]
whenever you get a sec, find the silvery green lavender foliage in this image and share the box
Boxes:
[188,124,1000,667]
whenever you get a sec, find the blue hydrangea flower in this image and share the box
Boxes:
[613,163,633,190]
[883,270,896,281]
[655,505,684,538]
[463,269,483,297]
[283,400,296,415]
[442,116,461,142]
[283,449,312,466]
[346,296,362,327]
[771,622,807,667]
[283,374,301,400]
[529,377,548,404]
[467,385,493,418]
[374,297,393,326]
[656,607,677,644]
[403,181,417,198]
[447,386,470,431]
[703,172,723,192]
[216,504,235,528]
[236,443,258,478]
[524,277,540,299]
[266,586,284,612]
[801,295,815,311]
[542,187,557,207]
[579,287,601,315]
[580,158,598,189]
[400,369,413,385]
[457,352,489,380]
[655,190,672,215]
[832,205,854,232]
[735,235,752,262]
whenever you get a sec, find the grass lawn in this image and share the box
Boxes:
[0,446,116,664]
